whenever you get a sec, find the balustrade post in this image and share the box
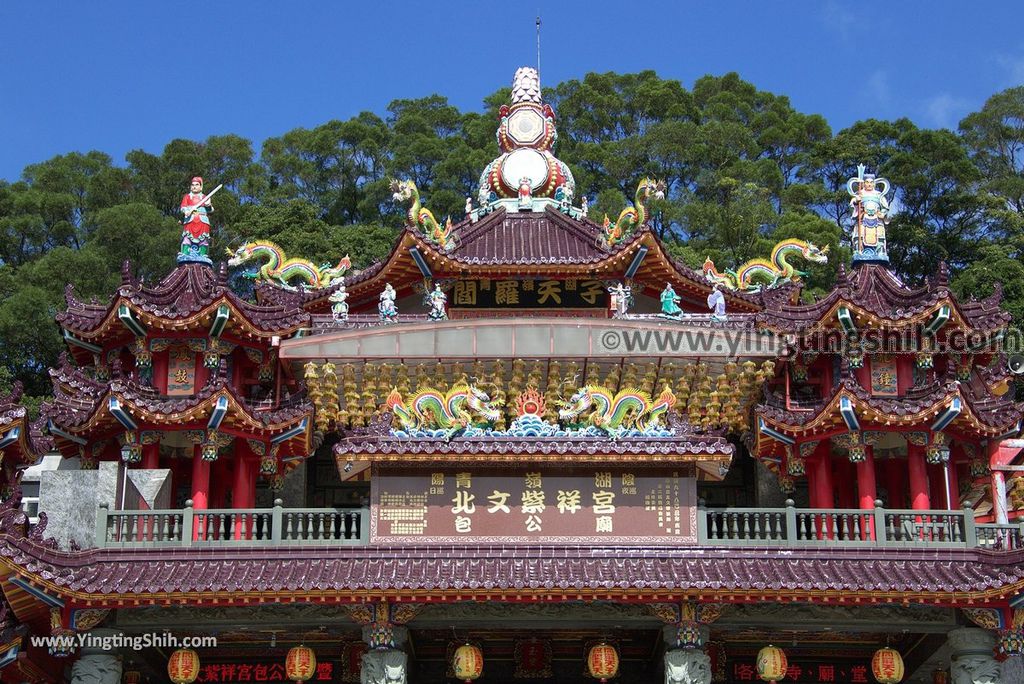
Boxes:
[271,499,283,543]
[873,500,886,546]
[697,499,708,543]
[962,502,977,548]
[181,500,194,548]
[359,506,371,542]
[95,503,109,547]
[784,499,797,546]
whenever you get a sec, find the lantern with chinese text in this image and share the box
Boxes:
[587,642,619,682]
[167,649,200,684]
[871,647,905,683]
[756,645,787,683]
[453,643,484,682]
[285,645,317,683]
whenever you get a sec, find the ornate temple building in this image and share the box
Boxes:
[0,68,1022,684]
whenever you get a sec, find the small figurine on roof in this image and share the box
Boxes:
[518,176,533,210]
[426,283,448,321]
[465,196,473,216]
[707,284,727,322]
[379,283,398,323]
[608,282,632,318]
[330,283,350,321]
[178,176,222,264]
[660,283,682,318]
[581,195,589,218]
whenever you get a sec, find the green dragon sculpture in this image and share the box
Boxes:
[602,178,666,246]
[557,385,677,436]
[386,384,501,439]
[227,240,351,290]
[390,179,456,251]
[702,239,829,291]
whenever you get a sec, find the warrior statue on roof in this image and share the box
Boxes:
[178,176,222,264]
[426,283,448,321]
[847,164,891,264]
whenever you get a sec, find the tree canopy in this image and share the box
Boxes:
[1,73,1021,401]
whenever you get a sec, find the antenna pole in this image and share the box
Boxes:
[536,15,542,77]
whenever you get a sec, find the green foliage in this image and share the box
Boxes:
[1,73,1023,401]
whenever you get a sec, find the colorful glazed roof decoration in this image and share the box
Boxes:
[756,262,1011,333]
[702,239,829,292]
[42,356,314,461]
[602,178,666,247]
[390,179,456,251]
[58,261,310,355]
[848,164,891,264]
[0,382,49,470]
[227,240,351,290]
[475,67,578,216]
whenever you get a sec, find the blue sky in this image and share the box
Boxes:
[2,1,1022,181]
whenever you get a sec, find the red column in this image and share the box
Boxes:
[857,446,878,539]
[907,444,931,510]
[810,446,836,539]
[232,453,257,540]
[857,447,878,509]
[989,439,1009,525]
[191,445,211,541]
[809,444,835,508]
[141,443,159,469]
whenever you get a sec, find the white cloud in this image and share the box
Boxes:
[924,93,971,130]
[865,70,890,106]
[820,1,856,41]
[996,53,1024,87]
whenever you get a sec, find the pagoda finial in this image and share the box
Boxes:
[110,358,125,383]
[511,66,542,105]
[216,261,229,287]
[836,263,850,288]
[934,261,950,288]
[120,259,133,285]
[7,380,23,404]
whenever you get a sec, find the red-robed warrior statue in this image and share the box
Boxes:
[178,176,216,264]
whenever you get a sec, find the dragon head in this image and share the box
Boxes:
[558,386,593,422]
[639,178,667,202]
[802,242,830,264]
[227,243,256,267]
[466,384,502,423]
[390,179,417,204]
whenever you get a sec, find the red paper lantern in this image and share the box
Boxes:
[453,643,484,682]
[167,649,200,684]
[285,645,318,683]
[871,647,905,684]
[756,644,788,683]
[587,642,620,682]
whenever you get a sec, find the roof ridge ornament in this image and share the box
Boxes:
[475,67,578,218]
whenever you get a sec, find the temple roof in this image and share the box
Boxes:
[449,207,611,265]
[333,433,733,466]
[754,373,1024,456]
[0,383,50,466]
[58,262,310,341]
[42,359,313,458]
[757,263,1011,332]
[0,534,1021,603]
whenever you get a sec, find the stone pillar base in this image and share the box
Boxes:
[70,654,122,684]
[360,649,407,684]
[948,627,1003,684]
[664,649,711,684]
